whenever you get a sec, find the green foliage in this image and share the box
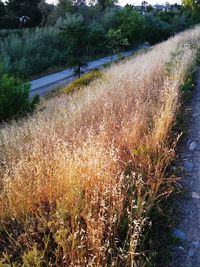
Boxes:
[0,3,198,81]
[158,10,191,32]
[100,8,118,31]
[100,6,147,53]
[88,21,106,55]
[115,6,146,46]
[22,246,43,266]
[139,197,179,266]
[182,0,200,22]
[0,72,39,122]
[5,0,42,27]
[145,13,172,44]
[158,10,179,23]
[0,15,19,29]
[0,29,23,39]
[181,66,196,102]
[63,70,102,94]
[38,0,54,26]
[58,14,88,77]
[106,28,129,53]
[97,0,117,11]
[0,27,66,78]
[58,0,76,15]
[183,0,200,10]
[0,1,6,17]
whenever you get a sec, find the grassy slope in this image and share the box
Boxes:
[1,27,200,266]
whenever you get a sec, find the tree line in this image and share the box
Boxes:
[1,0,200,122]
[0,0,200,29]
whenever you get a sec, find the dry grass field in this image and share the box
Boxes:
[1,27,200,266]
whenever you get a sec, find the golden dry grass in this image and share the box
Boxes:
[1,27,200,266]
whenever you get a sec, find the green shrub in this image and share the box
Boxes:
[0,73,39,122]
[63,70,102,94]
[0,27,66,78]
[145,13,172,44]
[0,15,19,29]
[22,246,43,267]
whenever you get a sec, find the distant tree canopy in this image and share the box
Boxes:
[0,1,6,17]
[97,0,118,11]
[115,6,146,45]
[182,0,200,21]
[3,0,42,26]
[1,0,199,80]
[38,0,54,26]
[58,0,76,14]
[6,0,40,11]
[182,0,200,9]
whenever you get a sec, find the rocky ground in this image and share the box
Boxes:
[173,68,200,267]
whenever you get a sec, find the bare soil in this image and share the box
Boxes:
[173,68,200,267]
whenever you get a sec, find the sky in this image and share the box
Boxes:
[47,0,182,5]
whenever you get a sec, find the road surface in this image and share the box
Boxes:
[30,44,149,97]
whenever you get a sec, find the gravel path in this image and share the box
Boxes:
[173,68,200,266]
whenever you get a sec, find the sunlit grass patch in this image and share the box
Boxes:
[63,70,103,95]
[1,26,200,266]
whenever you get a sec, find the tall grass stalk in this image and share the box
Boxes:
[1,27,200,266]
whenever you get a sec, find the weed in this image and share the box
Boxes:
[63,70,103,95]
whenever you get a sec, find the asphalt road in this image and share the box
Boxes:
[30,44,149,97]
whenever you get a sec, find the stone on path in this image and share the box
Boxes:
[188,241,200,258]
[193,112,200,118]
[188,248,195,257]
[184,161,194,172]
[173,229,187,240]
[192,192,200,199]
[189,141,198,151]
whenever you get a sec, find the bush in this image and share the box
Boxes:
[0,28,24,39]
[0,73,39,122]
[0,15,19,29]
[145,13,172,44]
[115,6,147,46]
[0,27,66,78]
[63,70,102,94]
[106,28,129,53]
[88,21,106,56]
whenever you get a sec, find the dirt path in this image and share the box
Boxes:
[173,68,200,266]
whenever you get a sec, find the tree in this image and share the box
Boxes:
[182,0,200,21]
[0,1,6,17]
[146,4,153,12]
[115,6,147,46]
[6,0,40,12]
[141,1,148,11]
[58,14,88,77]
[144,13,172,44]
[88,21,106,55]
[6,0,42,27]
[182,0,200,9]
[97,0,118,11]
[58,0,76,14]
[38,0,54,26]
[100,8,118,31]
[106,28,129,53]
